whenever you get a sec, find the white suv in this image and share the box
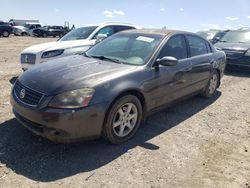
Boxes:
[20,22,138,70]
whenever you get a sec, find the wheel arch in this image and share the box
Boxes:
[103,88,147,124]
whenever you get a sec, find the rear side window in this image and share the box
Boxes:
[158,35,188,60]
[186,35,208,57]
[114,26,135,33]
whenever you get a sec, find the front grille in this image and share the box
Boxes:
[222,49,245,59]
[13,81,44,106]
[21,53,36,64]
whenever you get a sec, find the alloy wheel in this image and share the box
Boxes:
[112,102,138,137]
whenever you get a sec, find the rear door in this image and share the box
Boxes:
[185,35,213,91]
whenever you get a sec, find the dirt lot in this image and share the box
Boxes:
[0,36,249,188]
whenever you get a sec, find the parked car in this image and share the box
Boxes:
[0,21,12,37]
[11,29,226,143]
[197,30,229,44]
[32,26,66,38]
[215,30,250,69]
[210,30,230,44]
[20,22,138,70]
[12,25,29,36]
[12,22,42,36]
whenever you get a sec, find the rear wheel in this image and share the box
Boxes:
[43,33,47,37]
[103,95,142,144]
[201,71,219,98]
[21,32,28,36]
[2,31,9,37]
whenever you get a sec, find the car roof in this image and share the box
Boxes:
[25,22,41,25]
[85,22,139,28]
[120,29,194,36]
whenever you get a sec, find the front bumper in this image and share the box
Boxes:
[10,94,108,142]
[226,57,250,70]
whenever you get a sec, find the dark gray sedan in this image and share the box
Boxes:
[10,29,226,144]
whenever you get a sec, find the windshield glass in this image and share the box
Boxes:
[60,26,97,41]
[220,31,250,43]
[86,32,163,65]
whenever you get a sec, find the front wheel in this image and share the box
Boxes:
[2,31,10,37]
[201,71,219,98]
[103,95,142,144]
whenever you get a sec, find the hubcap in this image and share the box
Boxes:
[3,31,8,37]
[208,74,218,94]
[112,103,138,137]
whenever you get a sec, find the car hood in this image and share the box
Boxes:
[22,39,94,54]
[215,42,250,51]
[18,55,137,95]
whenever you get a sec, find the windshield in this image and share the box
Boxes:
[86,32,163,65]
[219,31,250,43]
[60,26,97,41]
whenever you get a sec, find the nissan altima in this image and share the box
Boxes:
[11,29,226,144]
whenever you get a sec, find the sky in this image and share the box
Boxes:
[1,0,250,32]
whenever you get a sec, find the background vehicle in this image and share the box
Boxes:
[20,22,138,70]
[210,30,230,44]
[215,30,250,70]
[9,19,39,26]
[32,26,66,37]
[197,29,229,44]
[12,25,29,36]
[0,21,13,37]
[12,22,42,36]
[11,29,226,144]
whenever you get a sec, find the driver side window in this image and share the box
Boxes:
[94,26,114,38]
[158,35,188,60]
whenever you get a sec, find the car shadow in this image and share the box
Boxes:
[0,92,221,182]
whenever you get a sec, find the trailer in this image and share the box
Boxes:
[9,19,39,26]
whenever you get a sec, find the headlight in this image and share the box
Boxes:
[42,49,64,59]
[48,88,95,109]
[245,49,250,56]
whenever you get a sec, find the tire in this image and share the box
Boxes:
[59,33,63,38]
[102,95,142,144]
[2,31,9,37]
[21,32,27,36]
[201,70,219,98]
[43,33,47,37]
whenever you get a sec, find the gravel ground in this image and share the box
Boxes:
[0,36,249,188]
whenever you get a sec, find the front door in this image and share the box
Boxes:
[148,35,194,108]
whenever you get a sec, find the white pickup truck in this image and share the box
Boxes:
[20,22,138,70]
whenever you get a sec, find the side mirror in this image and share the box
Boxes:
[156,56,178,66]
[95,34,108,44]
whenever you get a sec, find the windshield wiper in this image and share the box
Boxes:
[219,40,227,43]
[87,55,123,64]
